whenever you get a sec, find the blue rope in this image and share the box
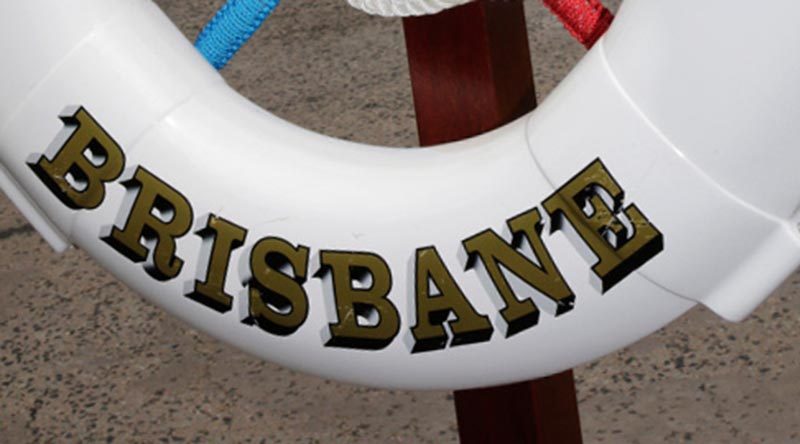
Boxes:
[195,0,281,70]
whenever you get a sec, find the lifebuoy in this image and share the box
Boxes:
[1,0,800,390]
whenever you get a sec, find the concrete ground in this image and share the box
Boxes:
[2,0,800,442]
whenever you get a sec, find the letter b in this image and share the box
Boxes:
[29,107,125,210]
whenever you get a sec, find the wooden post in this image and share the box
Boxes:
[402,1,583,443]
[402,0,535,144]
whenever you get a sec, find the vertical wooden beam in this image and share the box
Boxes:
[403,1,583,443]
[403,0,536,145]
[453,372,583,444]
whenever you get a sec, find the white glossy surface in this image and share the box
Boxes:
[0,0,797,388]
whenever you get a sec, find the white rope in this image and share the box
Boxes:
[347,0,474,17]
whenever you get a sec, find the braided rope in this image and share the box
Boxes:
[347,0,472,17]
[195,0,281,69]
[347,0,613,48]
[541,0,613,48]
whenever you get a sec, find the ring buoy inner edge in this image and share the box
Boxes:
[1,0,800,389]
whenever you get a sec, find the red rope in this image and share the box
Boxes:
[541,0,614,48]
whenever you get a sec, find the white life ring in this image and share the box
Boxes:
[2,0,800,390]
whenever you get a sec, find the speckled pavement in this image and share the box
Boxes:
[2,1,800,442]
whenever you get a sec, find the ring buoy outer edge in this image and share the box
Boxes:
[1,0,800,389]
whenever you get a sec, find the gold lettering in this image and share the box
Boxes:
[316,251,399,350]
[102,167,193,281]
[29,107,125,209]
[543,159,663,292]
[463,208,573,337]
[186,215,247,313]
[412,247,493,353]
[245,237,310,336]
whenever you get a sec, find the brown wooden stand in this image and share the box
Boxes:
[403,1,583,443]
